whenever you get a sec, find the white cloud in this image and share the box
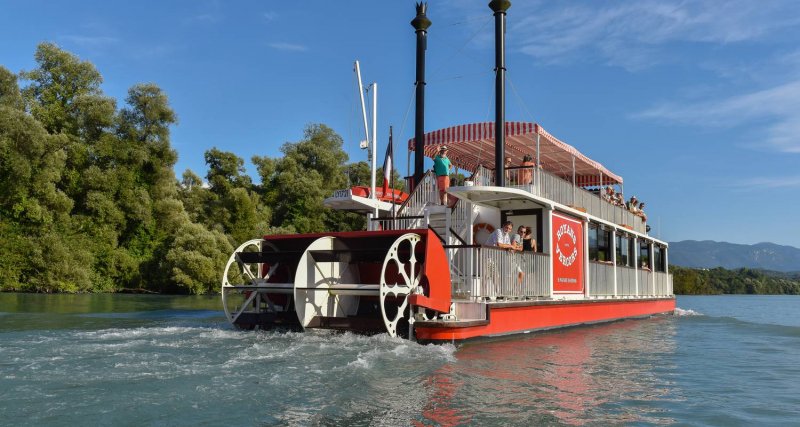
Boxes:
[732,175,800,191]
[264,12,277,21]
[60,35,119,47]
[496,0,800,70]
[268,42,307,52]
[635,80,800,152]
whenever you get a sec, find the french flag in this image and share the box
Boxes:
[382,138,393,197]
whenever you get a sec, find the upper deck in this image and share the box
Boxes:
[408,122,646,234]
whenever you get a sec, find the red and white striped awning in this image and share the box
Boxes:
[407,122,622,187]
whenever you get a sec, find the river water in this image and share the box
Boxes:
[1,293,798,426]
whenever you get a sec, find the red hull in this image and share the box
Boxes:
[415,298,675,342]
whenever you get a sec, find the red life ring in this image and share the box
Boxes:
[473,223,495,244]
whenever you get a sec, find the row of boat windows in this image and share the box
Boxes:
[587,224,667,272]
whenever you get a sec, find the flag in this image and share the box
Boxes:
[382,136,393,198]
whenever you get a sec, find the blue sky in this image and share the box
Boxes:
[2,0,799,247]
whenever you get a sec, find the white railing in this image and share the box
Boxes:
[448,245,550,301]
[469,166,646,233]
[398,170,437,217]
[589,261,615,296]
[654,271,672,296]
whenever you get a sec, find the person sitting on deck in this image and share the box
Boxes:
[433,145,453,205]
[520,154,535,185]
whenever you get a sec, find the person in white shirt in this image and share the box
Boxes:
[486,221,514,249]
[485,220,524,288]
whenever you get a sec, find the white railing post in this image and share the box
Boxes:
[633,235,639,297]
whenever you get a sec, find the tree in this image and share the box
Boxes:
[254,124,362,233]
[21,42,105,135]
[164,222,233,294]
[0,67,24,110]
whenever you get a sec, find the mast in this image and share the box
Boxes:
[411,2,431,191]
[489,0,510,186]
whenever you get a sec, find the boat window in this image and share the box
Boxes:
[653,245,666,272]
[638,240,651,269]
[615,233,633,267]
[589,223,611,262]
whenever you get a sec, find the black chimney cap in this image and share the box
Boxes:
[411,2,432,31]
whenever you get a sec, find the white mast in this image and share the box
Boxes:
[371,82,378,220]
[355,60,379,228]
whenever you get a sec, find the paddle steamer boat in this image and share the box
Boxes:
[220,1,675,342]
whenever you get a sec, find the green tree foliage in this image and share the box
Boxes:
[672,266,800,295]
[165,223,232,294]
[253,124,363,233]
[1,44,381,294]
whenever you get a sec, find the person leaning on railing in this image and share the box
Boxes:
[485,221,525,286]
[522,226,537,252]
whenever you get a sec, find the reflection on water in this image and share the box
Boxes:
[420,318,678,426]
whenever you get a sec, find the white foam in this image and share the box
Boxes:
[674,307,703,316]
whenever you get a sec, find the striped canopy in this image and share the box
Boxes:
[407,122,622,187]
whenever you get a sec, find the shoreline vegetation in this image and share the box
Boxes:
[672,266,800,295]
[1,44,400,295]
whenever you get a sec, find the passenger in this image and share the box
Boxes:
[638,202,648,222]
[520,154,535,185]
[485,220,515,249]
[603,186,614,203]
[504,156,513,184]
[485,221,524,287]
[433,145,453,205]
[513,225,526,251]
[614,192,624,207]
[627,196,639,213]
[522,226,537,252]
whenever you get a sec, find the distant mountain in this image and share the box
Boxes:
[668,240,800,272]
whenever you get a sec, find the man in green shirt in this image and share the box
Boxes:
[433,146,452,205]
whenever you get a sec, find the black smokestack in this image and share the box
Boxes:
[411,2,431,190]
[489,0,510,186]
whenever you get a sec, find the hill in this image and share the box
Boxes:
[668,240,800,273]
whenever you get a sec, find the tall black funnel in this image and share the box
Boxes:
[411,2,431,191]
[489,0,510,186]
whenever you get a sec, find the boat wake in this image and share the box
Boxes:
[674,307,703,316]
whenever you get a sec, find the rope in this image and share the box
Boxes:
[397,85,417,157]
[428,16,493,81]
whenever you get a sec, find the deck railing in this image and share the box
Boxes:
[448,245,550,301]
[470,165,646,233]
[589,261,673,297]
[397,170,437,217]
